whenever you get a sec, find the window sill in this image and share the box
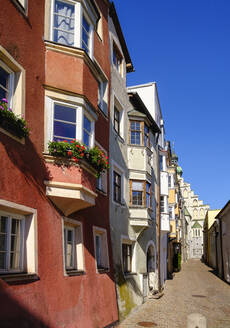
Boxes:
[96,187,107,196]
[0,273,39,285]
[113,130,124,143]
[10,0,29,21]
[124,272,137,278]
[0,127,25,144]
[97,105,108,119]
[66,270,85,277]
[97,268,109,274]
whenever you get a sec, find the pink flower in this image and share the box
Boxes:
[1,98,8,103]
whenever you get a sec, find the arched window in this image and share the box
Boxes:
[193,209,198,218]
[183,189,188,198]
[193,199,198,207]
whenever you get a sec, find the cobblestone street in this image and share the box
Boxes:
[118,259,230,328]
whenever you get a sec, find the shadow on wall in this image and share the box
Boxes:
[1,135,52,201]
[0,281,48,328]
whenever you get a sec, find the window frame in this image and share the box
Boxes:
[0,212,25,274]
[114,106,120,135]
[130,180,151,208]
[122,241,134,274]
[93,226,109,273]
[113,42,123,75]
[46,97,95,148]
[113,170,121,204]
[62,217,84,275]
[50,0,95,58]
[0,200,38,281]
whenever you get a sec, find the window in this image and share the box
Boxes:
[132,181,143,205]
[160,196,167,213]
[122,243,132,274]
[146,182,151,208]
[97,78,108,115]
[144,124,149,147]
[113,43,122,75]
[51,0,96,58]
[63,218,84,274]
[130,180,151,208]
[113,171,121,203]
[83,115,92,147]
[17,0,27,8]
[47,98,95,147]
[160,155,163,171]
[93,226,109,272]
[0,47,25,118]
[114,106,120,135]
[0,214,24,273]
[0,61,13,102]
[169,206,173,220]
[130,121,150,147]
[130,121,141,145]
[0,200,37,278]
[168,174,174,188]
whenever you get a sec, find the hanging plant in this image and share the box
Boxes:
[48,140,109,177]
[0,99,29,138]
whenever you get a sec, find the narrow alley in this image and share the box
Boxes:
[118,260,230,328]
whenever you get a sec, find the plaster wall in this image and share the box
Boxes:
[222,210,230,283]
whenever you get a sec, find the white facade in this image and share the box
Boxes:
[179,177,210,259]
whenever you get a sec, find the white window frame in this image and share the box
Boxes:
[97,77,108,116]
[93,226,109,272]
[168,174,174,189]
[95,142,107,194]
[50,0,95,58]
[62,217,84,274]
[45,96,96,148]
[0,200,37,276]
[0,46,25,119]
[0,212,25,273]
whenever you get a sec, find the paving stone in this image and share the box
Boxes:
[117,259,230,328]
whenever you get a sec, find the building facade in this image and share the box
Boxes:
[0,1,119,327]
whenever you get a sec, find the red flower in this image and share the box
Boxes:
[105,156,109,159]
[70,140,75,144]
[80,153,84,157]
[81,145,85,150]
[64,140,68,143]
[67,151,72,157]
[105,161,108,165]
[73,157,79,163]
[76,144,80,148]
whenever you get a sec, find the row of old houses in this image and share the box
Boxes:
[0,1,200,327]
[203,203,230,285]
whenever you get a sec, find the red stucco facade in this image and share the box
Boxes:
[0,1,118,327]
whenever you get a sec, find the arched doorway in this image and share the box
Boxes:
[146,242,157,294]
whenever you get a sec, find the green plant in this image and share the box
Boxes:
[48,140,109,177]
[0,98,29,138]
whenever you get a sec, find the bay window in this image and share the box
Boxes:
[129,120,150,147]
[130,180,151,208]
[46,97,96,148]
[51,0,98,58]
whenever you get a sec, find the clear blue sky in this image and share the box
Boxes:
[114,0,230,210]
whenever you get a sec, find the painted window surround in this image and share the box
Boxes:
[47,0,98,59]
[111,160,125,206]
[62,217,84,275]
[44,89,97,151]
[121,236,136,275]
[93,226,109,273]
[0,199,37,279]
